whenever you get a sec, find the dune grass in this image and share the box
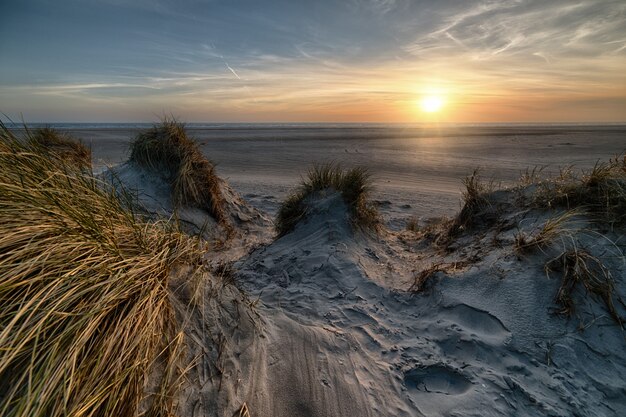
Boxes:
[514,210,581,254]
[458,169,493,223]
[409,263,446,293]
[409,260,474,293]
[516,158,626,325]
[444,154,625,242]
[545,248,624,327]
[129,119,230,231]
[445,168,494,238]
[275,163,379,236]
[534,155,626,226]
[238,402,252,417]
[405,216,420,232]
[27,126,91,168]
[0,123,207,417]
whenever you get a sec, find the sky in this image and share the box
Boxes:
[1,0,625,123]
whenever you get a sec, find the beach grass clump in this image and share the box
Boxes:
[409,260,474,293]
[519,166,546,187]
[514,210,580,254]
[458,168,491,223]
[27,126,91,168]
[129,119,229,229]
[534,155,626,226]
[545,248,624,327]
[275,163,379,236]
[0,124,206,417]
[447,169,493,236]
[406,216,420,232]
[409,263,446,293]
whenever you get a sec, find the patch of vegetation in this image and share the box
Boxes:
[533,155,626,226]
[238,402,252,417]
[0,123,207,417]
[409,263,446,292]
[519,165,546,187]
[28,126,91,168]
[409,260,473,293]
[514,210,581,254]
[129,118,230,231]
[406,216,420,232]
[445,169,496,238]
[545,248,624,327]
[275,163,379,236]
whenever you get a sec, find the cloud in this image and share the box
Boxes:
[405,0,626,60]
[1,0,624,122]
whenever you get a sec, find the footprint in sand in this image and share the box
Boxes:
[440,304,510,343]
[404,364,472,395]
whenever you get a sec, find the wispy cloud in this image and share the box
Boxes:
[405,0,626,60]
[1,0,624,122]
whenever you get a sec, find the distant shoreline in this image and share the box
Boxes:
[7,123,626,143]
[6,122,626,130]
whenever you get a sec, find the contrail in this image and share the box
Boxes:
[210,44,242,80]
[224,62,241,79]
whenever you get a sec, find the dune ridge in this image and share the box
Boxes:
[1,122,625,416]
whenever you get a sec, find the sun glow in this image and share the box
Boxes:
[420,95,444,113]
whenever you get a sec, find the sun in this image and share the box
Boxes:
[420,95,444,113]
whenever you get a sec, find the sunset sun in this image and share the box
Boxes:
[420,95,444,113]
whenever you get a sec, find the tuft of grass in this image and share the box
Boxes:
[459,169,491,220]
[545,248,624,327]
[409,263,446,292]
[534,155,626,226]
[409,260,473,293]
[514,210,580,254]
[238,402,251,417]
[27,126,92,168]
[447,169,493,237]
[129,118,230,231]
[275,163,379,236]
[519,166,546,187]
[0,123,206,417]
[406,216,420,232]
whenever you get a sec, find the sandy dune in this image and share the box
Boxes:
[84,125,626,415]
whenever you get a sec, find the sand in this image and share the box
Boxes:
[226,191,626,416]
[82,124,626,416]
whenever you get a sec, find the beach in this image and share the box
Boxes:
[4,122,626,416]
[4,0,625,414]
[72,123,626,227]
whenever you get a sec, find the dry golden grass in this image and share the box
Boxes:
[409,260,473,293]
[238,402,251,417]
[406,216,420,232]
[129,118,230,232]
[514,210,581,254]
[519,166,546,187]
[534,154,626,226]
[0,123,207,417]
[545,248,624,327]
[275,163,379,236]
[446,169,494,238]
[27,126,92,168]
[409,263,446,292]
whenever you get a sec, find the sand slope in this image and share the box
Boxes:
[102,161,271,248]
[221,187,626,416]
[96,151,626,416]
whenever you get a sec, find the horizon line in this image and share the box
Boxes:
[6,121,626,127]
